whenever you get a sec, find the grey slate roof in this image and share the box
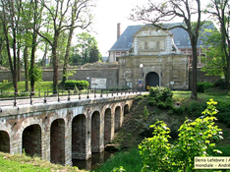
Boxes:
[109,25,143,51]
[109,22,216,52]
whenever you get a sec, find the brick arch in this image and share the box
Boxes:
[104,108,112,145]
[0,122,12,153]
[0,130,10,153]
[72,114,86,160]
[15,116,43,156]
[50,118,65,165]
[114,106,122,132]
[22,124,41,157]
[124,104,130,116]
[91,110,101,153]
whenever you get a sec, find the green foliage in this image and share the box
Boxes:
[111,166,126,172]
[139,120,172,171]
[64,80,89,90]
[149,86,160,97]
[143,106,150,121]
[148,97,156,106]
[201,28,225,76]
[169,106,185,116]
[186,101,207,118]
[29,66,43,82]
[69,32,101,65]
[215,101,230,127]
[89,45,102,63]
[148,87,173,110]
[197,81,213,93]
[139,99,223,172]
[213,79,226,89]
[93,148,142,172]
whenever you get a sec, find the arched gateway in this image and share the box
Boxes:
[145,72,159,90]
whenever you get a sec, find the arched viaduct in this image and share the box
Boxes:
[0,94,135,165]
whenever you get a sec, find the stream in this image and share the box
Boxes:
[72,151,115,171]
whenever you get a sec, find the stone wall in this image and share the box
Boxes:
[189,68,221,89]
[0,62,119,89]
[118,54,189,90]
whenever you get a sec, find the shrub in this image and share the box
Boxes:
[161,87,173,101]
[197,81,213,93]
[64,80,89,90]
[169,106,185,116]
[213,78,226,88]
[216,101,230,127]
[149,86,160,97]
[143,106,150,121]
[148,87,173,109]
[148,97,156,106]
[186,101,206,117]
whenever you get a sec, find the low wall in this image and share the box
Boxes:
[189,68,221,89]
[0,68,119,89]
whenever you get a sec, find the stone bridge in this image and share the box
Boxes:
[0,93,137,165]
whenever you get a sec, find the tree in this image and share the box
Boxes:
[38,0,95,94]
[130,0,203,99]
[205,0,230,88]
[38,0,73,94]
[71,32,100,64]
[89,45,101,63]
[201,28,226,78]
[28,0,44,94]
[0,0,23,93]
[61,0,93,86]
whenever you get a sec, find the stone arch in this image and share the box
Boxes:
[104,108,112,145]
[114,106,121,132]
[124,104,130,116]
[72,114,86,160]
[0,130,10,153]
[50,118,65,165]
[91,111,100,153]
[145,72,159,90]
[22,124,41,157]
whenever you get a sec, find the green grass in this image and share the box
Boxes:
[0,155,50,172]
[0,81,53,92]
[0,152,84,172]
[92,148,142,172]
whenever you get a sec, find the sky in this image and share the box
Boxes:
[89,0,211,57]
[89,0,146,57]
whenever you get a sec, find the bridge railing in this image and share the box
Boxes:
[0,88,141,108]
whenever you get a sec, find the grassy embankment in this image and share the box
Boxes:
[94,88,230,172]
[0,152,86,172]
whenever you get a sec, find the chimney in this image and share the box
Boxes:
[117,23,121,40]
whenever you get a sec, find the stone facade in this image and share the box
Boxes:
[0,94,135,166]
[118,26,189,90]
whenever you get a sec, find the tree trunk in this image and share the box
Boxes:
[190,36,198,99]
[30,32,38,95]
[17,43,21,81]
[52,32,59,94]
[61,28,74,86]
[225,51,230,88]
[24,46,29,91]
